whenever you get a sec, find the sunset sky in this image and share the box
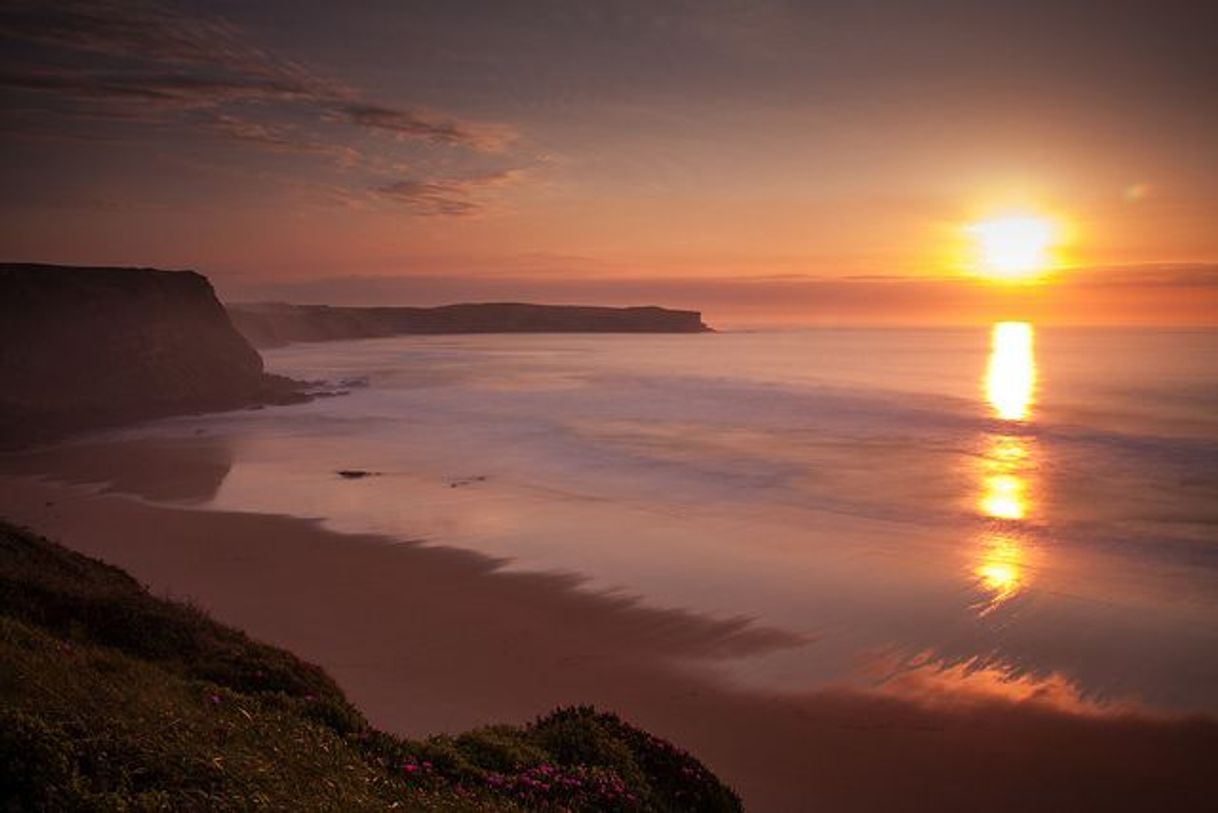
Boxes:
[2,0,1216,325]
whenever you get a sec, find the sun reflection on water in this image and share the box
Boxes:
[972,322,1038,613]
[975,534,1025,605]
[980,472,1027,520]
[985,322,1035,421]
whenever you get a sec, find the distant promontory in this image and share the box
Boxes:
[0,263,711,444]
[227,301,711,348]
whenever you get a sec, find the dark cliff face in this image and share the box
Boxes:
[228,302,711,348]
[0,264,297,446]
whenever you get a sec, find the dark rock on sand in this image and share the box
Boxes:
[337,470,379,479]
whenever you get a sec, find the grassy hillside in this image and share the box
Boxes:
[0,520,741,811]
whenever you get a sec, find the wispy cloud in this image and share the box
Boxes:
[335,103,514,152]
[0,0,517,181]
[200,113,360,165]
[0,0,284,71]
[0,0,511,148]
[373,170,524,217]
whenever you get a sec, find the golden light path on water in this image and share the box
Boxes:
[985,322,1035,421]
[975,321,1037,613]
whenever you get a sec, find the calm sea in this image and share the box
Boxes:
[126,326,1218,713]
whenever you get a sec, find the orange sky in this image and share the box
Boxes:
[2,1,1216,326]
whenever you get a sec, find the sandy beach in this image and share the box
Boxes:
[2,438,1216,811]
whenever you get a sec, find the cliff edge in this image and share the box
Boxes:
[0,520,742,810]
[0,263,301,446]
[228,301,711,348]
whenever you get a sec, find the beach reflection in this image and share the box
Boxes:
[973,322,1038,613]
[875,651,1134,716]
[975,533,1025,605]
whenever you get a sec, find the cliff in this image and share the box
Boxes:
[0,264,301,446]
[228,301,711,348]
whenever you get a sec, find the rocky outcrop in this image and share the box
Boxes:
[228,302,711,348]
[0,263,303,446]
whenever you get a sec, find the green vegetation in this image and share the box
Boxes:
[0,520,741,811]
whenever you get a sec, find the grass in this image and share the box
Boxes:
[0,520,741,811]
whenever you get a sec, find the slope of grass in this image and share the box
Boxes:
[0,520,741,811]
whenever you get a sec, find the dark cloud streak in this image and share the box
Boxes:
[372,170,524,217]
[217,263,1218,326]
[0,0,515,159]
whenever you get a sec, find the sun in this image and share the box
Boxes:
[966,215,1059,280]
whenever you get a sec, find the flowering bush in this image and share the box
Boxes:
[1,522,740,811]
[361,706,740,811]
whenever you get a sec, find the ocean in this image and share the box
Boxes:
[106,326,1218,714]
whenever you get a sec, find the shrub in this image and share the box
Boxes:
[1,521,742,811]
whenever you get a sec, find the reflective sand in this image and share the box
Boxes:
[9,327,1218,715]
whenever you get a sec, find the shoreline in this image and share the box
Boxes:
[3,451,1217,810]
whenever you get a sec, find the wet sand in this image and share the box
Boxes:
[2,442,1217,811]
